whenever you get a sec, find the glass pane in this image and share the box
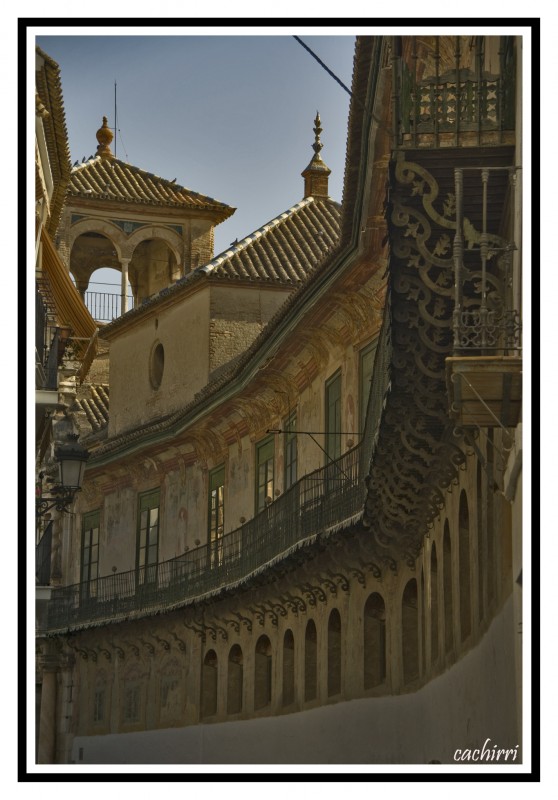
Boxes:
[140,510,148,529]
[150,507,159,525]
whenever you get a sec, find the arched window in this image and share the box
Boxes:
[487,431,496,606]
[254,636,272,710]
[304,620,317,702]
[443,522,454,655]
[227,645,243,715]
[477,463,484,622]
[402,579,419,684]
[201,650,218,718]
[459,490,471,642]
[282,630,295,707]
[421,569,426,676]
[363,593,386,689]
[431,542,439,665]
[327,609,342,697]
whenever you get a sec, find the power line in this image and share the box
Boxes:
[293,36,353,99]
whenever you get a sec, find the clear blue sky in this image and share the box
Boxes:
[36,30,356,283]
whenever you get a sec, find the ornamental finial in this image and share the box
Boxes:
[312,111,323,158]
[301,111,330,199]
[96,116,114,159]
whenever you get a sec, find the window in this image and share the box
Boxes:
[202,651,218,718]
[325,370,342,462]
[284,411,297,490]
[209,466,225,567]
[363,593,386,689]
[137,489,160,585]
[227,645,243,715]
[282,630,295,707]
[254,636,272,709]
[359,340,377,433]
[81,510,100,599]
[304,620,317,702]
[255,436,275,514]
[327,609,342,697]
[149,341,164,389]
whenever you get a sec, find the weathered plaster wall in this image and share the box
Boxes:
[107,288,210,436]
[71,596,519,764]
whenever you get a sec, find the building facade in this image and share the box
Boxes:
[35,35,524,766]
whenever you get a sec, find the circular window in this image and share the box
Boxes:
[149,342,164,389]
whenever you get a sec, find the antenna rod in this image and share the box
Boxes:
[114,81,117,159]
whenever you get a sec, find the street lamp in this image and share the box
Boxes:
[36,433,90,518]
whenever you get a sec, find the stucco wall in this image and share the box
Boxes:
[107,288,211,436]
[70,595,519,765]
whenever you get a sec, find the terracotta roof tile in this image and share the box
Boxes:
[68,157,235,222]
[199,197,341,284]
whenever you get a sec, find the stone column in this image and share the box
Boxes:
[120,258,130,315]
[37,652,58,764]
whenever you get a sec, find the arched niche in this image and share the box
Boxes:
[363,592,386,689]
[459,489,472,642]
[327,609,342,697]
[201,649,218,719]
[254,635,272,710]
[431,542,439,665]
[227,644,243,715]
[304,620,317,702]
[443,520,454,655]
[282,629,295,707]
[402,578,419,685]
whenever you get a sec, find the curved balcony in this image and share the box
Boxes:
[42,446,366,633]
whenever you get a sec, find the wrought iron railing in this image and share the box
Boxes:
[85,291,135,323]
[43,445,367,631]
[36,521,53,587]
[452,166,521,355]
[393,36,515,148]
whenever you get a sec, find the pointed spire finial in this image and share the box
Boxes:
[312,111,323,158]
[301,111,331,200]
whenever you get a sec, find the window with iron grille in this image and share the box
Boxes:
[325,370,342,463]
[284,411,297,491]
[81,510,100,599]
[256,436,275,514]
[209,465,225,567]
[137,489,160,586]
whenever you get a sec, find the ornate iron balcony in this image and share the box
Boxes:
[42,446,366,632]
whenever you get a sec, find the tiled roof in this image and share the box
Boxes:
[198,197,341,284]
[101,196,341,339]
[35,47,72,236]
[75,384,110,435]
[68,157,235,222]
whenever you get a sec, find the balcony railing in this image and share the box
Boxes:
[43,445,366,632]
[452,166,521,356]
[36,521,53,587]
[393,35,515,148]
[84,291,135,323]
